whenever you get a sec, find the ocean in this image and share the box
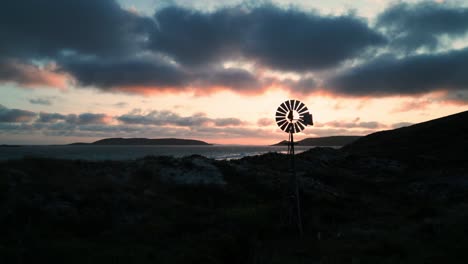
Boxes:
[0,145,331,161]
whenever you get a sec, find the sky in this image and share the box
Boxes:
[1,0,467,145]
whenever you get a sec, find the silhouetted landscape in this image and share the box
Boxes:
[1,110,468,263]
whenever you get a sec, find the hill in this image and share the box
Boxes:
[70,138,211,145]
[272,136,361,146]
[342,110,468,161]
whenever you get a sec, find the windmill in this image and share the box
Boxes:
[275,99,313,235]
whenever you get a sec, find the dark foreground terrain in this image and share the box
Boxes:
[1,111,468,263]
[1,148,468,263]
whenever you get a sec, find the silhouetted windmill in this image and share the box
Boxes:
[275,99,313,235]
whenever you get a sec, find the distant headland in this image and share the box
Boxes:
[69,138,211,146]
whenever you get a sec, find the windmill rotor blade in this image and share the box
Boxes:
[277,106,287,114]
[280,122,289,131]
[292,100,298,111]
[296,102,305,111]
[281,102,289,112]
[297,121,305,131]
[298,105,308,112]
[277,119,287,126]
[276,111,286,117]
[294,123,300,133]
[276,107,286,114]
[297,103,306,113]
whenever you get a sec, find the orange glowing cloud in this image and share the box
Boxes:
[0,60,68,89]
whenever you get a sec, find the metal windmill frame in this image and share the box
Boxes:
[275,99,313,235]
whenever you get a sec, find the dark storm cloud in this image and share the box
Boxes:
[117,111,243,127]
[242,6,385,71]
[0,1,384,93]
[59,57,188,89]
[377,2,468,52]
[281,77,318,94]
[0,104,36,123]
[60,55,263,93]
[150,7,242,66]
[196,68,263,92]
[150,5,385,71]
[0,0,153,59]
[328,48,468,98]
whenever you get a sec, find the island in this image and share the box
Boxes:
[69,137,211,146]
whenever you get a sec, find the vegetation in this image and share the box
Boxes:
[1,147,468,263]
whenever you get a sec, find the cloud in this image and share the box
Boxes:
[328,47,468,99]
[38,112,111,125]
[114,102,128,108]
[0,0,153,89]
[317,118,386,129]
[117,110,244,127]
[377,2,468,52]
[257,118,274,126]
[38,112,67,123]
[60,55,265,94]
[303,127,372,137]
[0,104,36,123]
[150,5,385,71]
[29,98,52,106]
[0,1,383,95]
[0,59,67,88]
[59,57,188,90]
[65,113,111,125]
[281,76,319,94]
[0,106,255,141]
[0,0,153,59]
[194,68,264,93]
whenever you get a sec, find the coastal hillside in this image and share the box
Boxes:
[70,138,211,146]
[273,136,361,146]
[343,110,468,161]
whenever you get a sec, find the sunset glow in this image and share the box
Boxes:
[1,0,467,145]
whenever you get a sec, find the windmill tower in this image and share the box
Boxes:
[275,99,313,235]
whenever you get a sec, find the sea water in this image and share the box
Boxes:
[0,145,330,161]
